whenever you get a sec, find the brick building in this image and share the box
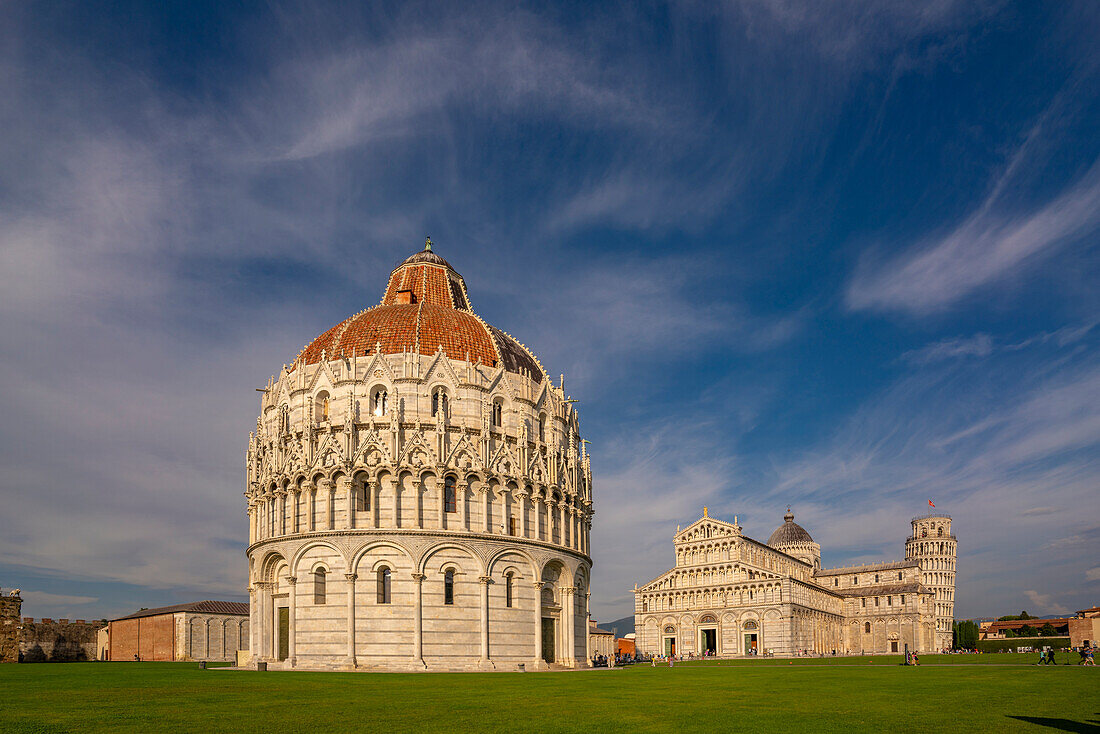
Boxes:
[108,601,249,662]
[1069,606,1100,649]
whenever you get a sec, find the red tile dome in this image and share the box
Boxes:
[294,243,545,380]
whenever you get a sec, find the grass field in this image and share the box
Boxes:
[1,655,1096,734]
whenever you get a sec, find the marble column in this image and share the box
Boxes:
[562,586,574,666]
[368,480,379,528]
[517,490,529,538]
[248,584,259,666]
[277,491,287,535]
[344,573,357,668]
[532,581,545,669]
[482,487,492,533]
[342,477,355,530]
[535,495,544,541]
[324,480,336,530]
[411,573,426,668]
[457,482,469,531]
[291,489,300,534]
[303,482,316,531]
[478,575,494,669]
[286,576,297,666]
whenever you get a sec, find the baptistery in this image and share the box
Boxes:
[245,241,593,670]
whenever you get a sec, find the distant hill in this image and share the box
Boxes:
[600,615,634,636]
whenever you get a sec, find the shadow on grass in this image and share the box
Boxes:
[1006,715,1100,733]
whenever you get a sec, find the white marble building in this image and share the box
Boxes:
[633,510,952,657]
[245,242,593,670]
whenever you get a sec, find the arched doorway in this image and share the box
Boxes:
[698,615,718,656]
[742,619,759,655]
[663,625,676,657]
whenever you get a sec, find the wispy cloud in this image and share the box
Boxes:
[847,154,1100,315]
[1024,589,1069,616]
[902,333,994,363]
[18,591,98,608]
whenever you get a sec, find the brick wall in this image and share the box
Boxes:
[109,615,175,661]
[19,619,105,662]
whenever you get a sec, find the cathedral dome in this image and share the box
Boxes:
[294,241,544,380]
[768,510,814,546]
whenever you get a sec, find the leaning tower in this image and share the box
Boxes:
[905,514,956,650]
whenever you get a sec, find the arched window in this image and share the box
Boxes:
[372,388,388,416]
[874,574,879,583]
[505,572,514,608]
[314,568,327,604]
[377,567,391,604]
[444,570,455,605]
[642,600,647,613]
[937,527,944,537]
[315,391,330,423]
[444,476,457,513]
[865,622,871,634]
[431,388,448,417]
[492,400,503,428]
[538,414,546,442]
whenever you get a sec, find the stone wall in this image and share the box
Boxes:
[19,618,105,662]
[0,592,21,663]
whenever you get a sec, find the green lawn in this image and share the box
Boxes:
[1,657,1096,734]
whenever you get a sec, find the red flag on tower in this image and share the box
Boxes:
[928,499,935,508]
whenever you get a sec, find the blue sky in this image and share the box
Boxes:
[1,1,1098,623]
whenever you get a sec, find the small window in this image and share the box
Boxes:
[865,622,871,634]
[853,576,858,585]
[314,569,327,604]
[901,595,906,604]
[861,598,866,608]
[509,516,517,536]
[898,572,903,580]
[372,388,388,416]
[444,476,457,513]
[538,414,546,442]
[444,570,455,605]
[492,401,503,428]
[874,573,879,583]
[887,596,892,606]
[377,567,391,604]
[834,578,838,587]
[432,389,448,417]
[875,597,879,607]
[505,572,514,608]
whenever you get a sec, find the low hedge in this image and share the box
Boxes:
[976,637,1070,653]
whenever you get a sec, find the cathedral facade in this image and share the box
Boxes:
[245,243,593,670]
[633,510,955,657]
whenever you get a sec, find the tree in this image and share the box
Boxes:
[1039,623,1057,637]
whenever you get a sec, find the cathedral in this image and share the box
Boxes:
[633,510,956,657]
[245,242,593,670]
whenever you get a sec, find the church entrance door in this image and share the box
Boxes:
[664,637,675,657]
[277,607,289,661]
[541,618,555,664]
[700,628,717,655]
[744,633,757,655]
